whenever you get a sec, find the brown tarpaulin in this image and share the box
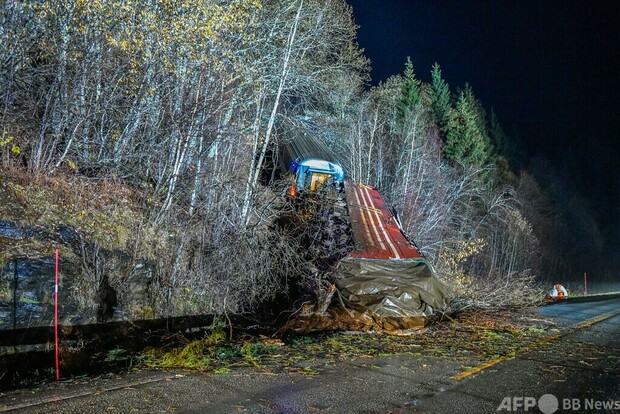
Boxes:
[281,258,450,333]
[335,257,450,319]
[280,257,449,333]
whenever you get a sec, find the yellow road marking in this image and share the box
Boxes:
[573,309,620,329]
[451,307,620,380]
[348,203,382,213]
[451,355,511,380]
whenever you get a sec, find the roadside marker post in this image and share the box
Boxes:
[54,248,60,381]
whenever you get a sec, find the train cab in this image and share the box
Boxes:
[289,158,345,196]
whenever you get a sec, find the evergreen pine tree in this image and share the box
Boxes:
[462,84,492,156]
[444,87,492,167]
[428,63,451,134]
[396,57,421,128]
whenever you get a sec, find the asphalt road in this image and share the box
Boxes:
[1,298,619,414]
[415,298,620,413]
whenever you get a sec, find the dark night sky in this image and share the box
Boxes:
[347,1,619,142]
[347,0,620,231]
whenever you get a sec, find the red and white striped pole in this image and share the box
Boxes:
[54,248,60,381]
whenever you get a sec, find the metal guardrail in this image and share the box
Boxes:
[0,314,261,348]
[544,292,620,305]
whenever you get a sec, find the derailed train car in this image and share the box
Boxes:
[338,181,449,329]
[280,134,450,331]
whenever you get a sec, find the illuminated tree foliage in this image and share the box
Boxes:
[0,1,600,313]
[428,63,451,134]
[395,56,422,128]
[444,85,492,168]
[0,0,372,314]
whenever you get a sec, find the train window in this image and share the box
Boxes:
[309,172,331,191]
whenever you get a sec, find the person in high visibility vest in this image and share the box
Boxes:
[547,286,558,299]
[546,284,568,300]
[554,284,568,299]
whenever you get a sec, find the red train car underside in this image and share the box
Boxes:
[345,181,422,260]
[332,181,450,324]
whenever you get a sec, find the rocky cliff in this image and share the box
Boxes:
[0,170,156,329]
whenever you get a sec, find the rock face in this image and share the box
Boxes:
[0,173,161,330]
[0,220,160,329]
[1,255,53,329]
[1,221,76,328]
[0,219,154,329]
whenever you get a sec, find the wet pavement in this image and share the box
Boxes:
[1,356,460,413]
[1,298,618,414]
[411,298,620,413]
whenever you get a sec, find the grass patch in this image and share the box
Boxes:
[145,326,286,372]
[213,367,230,375]
[483,330,504,340]
[145,327,227,371]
